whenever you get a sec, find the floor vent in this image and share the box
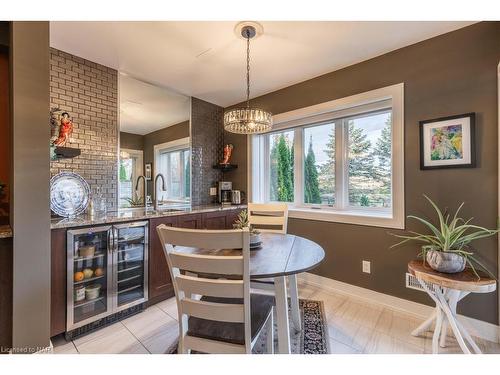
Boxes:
[405,272,438,293]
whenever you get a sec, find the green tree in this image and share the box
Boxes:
[276,135,294,201]
[348,121,374,205]
[319,128,335,205]
[119,162,129,182]
[304,136,321,204]
[372,115,392,196]
[269,136,279,200]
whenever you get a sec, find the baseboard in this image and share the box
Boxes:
[298,272,500,344]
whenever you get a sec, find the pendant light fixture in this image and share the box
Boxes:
[224,23,273,134]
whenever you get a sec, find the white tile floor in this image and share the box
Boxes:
[53,282,500,354]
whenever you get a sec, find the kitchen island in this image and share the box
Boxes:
[50,204,245,338]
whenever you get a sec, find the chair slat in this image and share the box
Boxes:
[170,252,243,275]
[184,335,245,354]
[248,215,286,226]
[177,275,244,298]
[159,226,244,249]
[181,299,245,323]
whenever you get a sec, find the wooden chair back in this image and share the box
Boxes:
[156,225,252,354]
[248,203,288,234]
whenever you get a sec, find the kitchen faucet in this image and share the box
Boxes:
[135,175,150,210]
[154,173,167,211]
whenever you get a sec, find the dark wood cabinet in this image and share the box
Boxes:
[176,213,202,229]
[225,209,242,229]
[51,229,67,337]
[148,216,177,305]
[202,210,229,229]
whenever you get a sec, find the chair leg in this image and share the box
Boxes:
[267,308,274,354]
[288,275,301,332]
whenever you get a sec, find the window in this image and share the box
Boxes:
[119,149,143,208]
[250,84,404,229]
[154,137,190,204]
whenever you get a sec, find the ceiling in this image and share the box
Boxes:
[119,74,190,135]
[50,21,474,108]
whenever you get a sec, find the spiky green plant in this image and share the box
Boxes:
[233,209,260,235]
[390,195,498,279]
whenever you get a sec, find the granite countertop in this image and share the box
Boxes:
[50,204,247,230]
[0,225,12,239]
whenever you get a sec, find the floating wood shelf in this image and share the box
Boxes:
[213,164,238,172]
[54,146,81,159]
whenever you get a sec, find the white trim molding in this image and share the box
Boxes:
[299,272,500,344]
[248,83,405,229]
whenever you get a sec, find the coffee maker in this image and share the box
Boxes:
[218,181,232,205]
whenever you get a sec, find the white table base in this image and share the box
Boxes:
[274,276,291,354]
[412,278,481,354]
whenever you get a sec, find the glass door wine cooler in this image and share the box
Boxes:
[67,221,148,332]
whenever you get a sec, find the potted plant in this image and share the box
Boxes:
[233,209,261,246]
[390,195,497,278]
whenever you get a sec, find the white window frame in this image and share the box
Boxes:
[118,148,144,205]
[154,137,191,203]
[248,83,405,229]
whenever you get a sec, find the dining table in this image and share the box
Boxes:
[175,232,325,354]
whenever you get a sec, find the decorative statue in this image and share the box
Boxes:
[220,144,234,165]
[53,112,73,147]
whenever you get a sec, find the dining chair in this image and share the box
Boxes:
[156,225,274,354]
[247,203,301,331]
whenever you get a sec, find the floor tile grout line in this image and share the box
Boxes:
[120,320,152,354]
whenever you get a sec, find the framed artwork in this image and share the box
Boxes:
[145,163,152,180]
[419,113,475,170]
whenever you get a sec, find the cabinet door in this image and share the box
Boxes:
[67,226,113,331]
[114,222,148,311]
[177,213,202,229]
[148,216,177,303]
[202,211,228,229]
[225,209,243,229]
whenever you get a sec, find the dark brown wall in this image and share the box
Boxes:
[120,131,143,151]
[226,22,500,324]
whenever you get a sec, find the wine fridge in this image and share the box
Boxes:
[66,221,149,334]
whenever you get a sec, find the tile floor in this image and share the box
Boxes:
[52,282,500,354]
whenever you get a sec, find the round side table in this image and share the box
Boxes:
[408,260,496,354]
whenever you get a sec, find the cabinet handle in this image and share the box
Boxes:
[108,229,113,254]
[113,227,119,253]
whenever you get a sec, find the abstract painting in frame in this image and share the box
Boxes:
[420,113,475,170]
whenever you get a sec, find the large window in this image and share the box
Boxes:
[154,138,190,204]
[250,84,404,228]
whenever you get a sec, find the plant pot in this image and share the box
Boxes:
[425,250,466,273]
[250,233,261,245]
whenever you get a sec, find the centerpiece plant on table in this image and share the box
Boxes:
[233,209,261,245]
[390,195,498,279]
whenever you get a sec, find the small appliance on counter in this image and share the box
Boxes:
[218,181,232,205]
[231,190,244,205]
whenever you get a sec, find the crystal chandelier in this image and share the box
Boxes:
[224,24,273,134]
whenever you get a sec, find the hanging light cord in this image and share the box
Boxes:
[246,29,251,109]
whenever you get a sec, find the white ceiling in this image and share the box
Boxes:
[119,74,190,135]
[50,21,474,108]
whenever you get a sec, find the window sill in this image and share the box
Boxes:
[288,207,404,229]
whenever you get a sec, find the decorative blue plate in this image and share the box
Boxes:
[50,172,90,217]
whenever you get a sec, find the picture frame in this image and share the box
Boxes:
[145,163,152,180]
[419,112,475,170]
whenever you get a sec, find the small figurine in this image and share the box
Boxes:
[220,144,234,165]
[53,112,73,147]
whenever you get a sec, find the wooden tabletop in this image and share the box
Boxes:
[408,260,497,293]
[175,232,325,279]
